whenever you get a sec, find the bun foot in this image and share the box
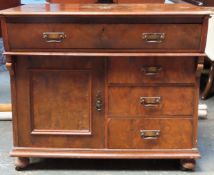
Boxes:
[180,159,196,171]
[15,157,30,171]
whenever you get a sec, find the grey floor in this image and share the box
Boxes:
[0,71,11,103]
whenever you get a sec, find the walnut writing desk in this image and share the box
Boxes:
[0,3,211,171]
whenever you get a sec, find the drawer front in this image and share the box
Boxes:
[108,57,196,84]
[8,23,202,51]
[108,118,193,149]
[108,86,194,117]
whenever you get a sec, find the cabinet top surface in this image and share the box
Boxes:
[0,3,211,16]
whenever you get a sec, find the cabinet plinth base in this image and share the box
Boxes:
[11,147,200,159]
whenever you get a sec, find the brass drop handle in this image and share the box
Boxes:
[141,66,162,76]
[140,130,160,139]
[142,33,165,43]
[96,91,103,112]
[140,97,161,108]
[43,32,66,43]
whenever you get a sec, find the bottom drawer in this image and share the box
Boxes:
[108,118,193,149]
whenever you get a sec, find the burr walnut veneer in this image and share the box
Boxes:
[0,3,211,170]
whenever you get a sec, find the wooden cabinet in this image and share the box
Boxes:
[0,3,210,171]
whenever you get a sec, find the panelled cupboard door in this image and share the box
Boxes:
[15,56,105,148]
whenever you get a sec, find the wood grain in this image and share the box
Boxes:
[7,23,202,51]
[108,57,196,84]
[11,147,201,159]
[0,4,211,16]
[108,118,193,149]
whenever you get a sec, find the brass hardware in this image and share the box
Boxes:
[140,130,160,139]
[140,97,161,107]
[141,66,162,76]
[96,91,103,112]
[43,32,66,43]
[142,33,165,43]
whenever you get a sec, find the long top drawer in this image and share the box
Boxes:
[7,23,202,51]
[0,4,210,52]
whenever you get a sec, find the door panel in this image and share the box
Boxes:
[30,69,92,135]
[16,57,105,148]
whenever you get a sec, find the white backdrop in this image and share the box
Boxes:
[206,15,214,61]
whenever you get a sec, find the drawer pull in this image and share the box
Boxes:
[43,32,66,43]
[140,97,161,107]
[142,33,165,43]
[141,66,162,76]
[140,130,160,139]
